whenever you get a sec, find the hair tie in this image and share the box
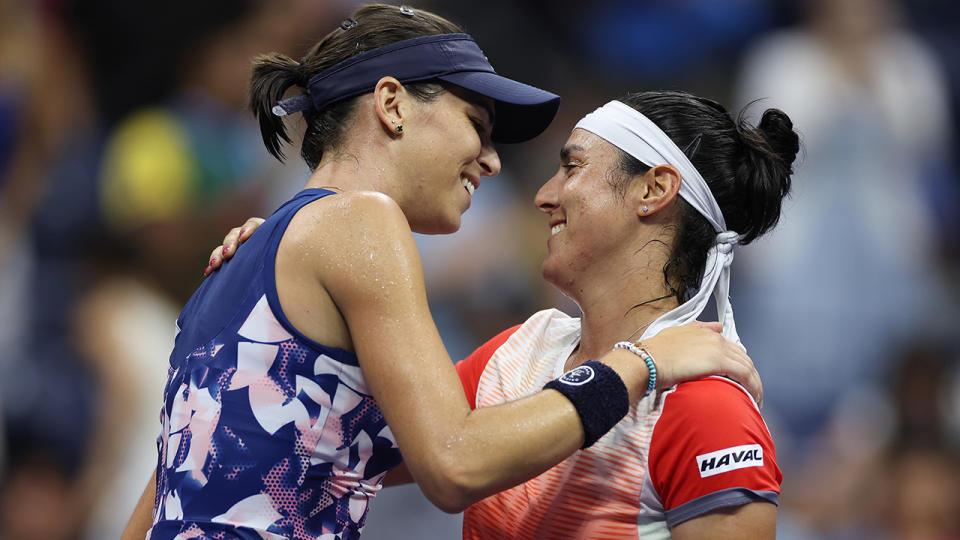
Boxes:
[339,18,357,30]
[291,61,308,84]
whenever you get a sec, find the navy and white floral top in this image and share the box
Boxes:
[148,189,402,540]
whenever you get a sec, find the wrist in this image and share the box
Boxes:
[614,341,657,396]
[544,360,630,447]
[597,348,651,402]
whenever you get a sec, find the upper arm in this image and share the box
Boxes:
[671,501,776,540]
[648,378,782,530]
[301,193,471,463]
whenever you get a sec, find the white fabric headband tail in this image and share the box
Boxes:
[574,100,743,344]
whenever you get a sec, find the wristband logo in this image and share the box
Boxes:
[559,365,595,386]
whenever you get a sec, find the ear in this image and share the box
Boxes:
[373,76,408,136]
[631,164,682,218]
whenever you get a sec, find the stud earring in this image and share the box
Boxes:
[641,205,649,213]
[396,124,403,133]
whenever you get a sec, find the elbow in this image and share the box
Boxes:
[414,454,487,513]
[426,492,472,515]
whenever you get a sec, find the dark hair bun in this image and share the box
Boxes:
[730,106,800,245]
[757,108,800,173]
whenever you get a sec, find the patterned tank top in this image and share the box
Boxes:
[148,189,402,540]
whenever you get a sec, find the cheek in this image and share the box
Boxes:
[449,122,481,158]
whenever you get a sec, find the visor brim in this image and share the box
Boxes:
[438,71,560,144]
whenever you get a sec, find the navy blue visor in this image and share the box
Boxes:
[272,33,560,143]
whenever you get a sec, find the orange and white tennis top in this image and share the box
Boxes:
[456,309,781,539]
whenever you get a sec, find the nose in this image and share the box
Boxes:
[478,142,501,177]
[535,171,562,214]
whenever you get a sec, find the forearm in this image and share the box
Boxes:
[409,389,582,511]
[120,471,156,540]
[392,348,649,512]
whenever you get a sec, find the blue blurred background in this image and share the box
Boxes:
[1,0,958,538]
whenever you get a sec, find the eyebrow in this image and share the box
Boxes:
[560,145,585,161]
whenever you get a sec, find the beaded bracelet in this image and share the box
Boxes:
[614,341,657,396]
[543,360,630,448]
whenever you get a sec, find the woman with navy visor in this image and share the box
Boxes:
[122,5,762,540]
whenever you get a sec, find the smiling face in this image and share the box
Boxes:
[398,86,500,234]
[534,129,642,295]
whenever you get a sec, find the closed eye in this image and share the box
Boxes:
[471,117,491,138]
[561,161,581,173]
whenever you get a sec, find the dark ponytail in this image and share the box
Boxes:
[613,90,800,301]
[248,4,463,169]
[249,53,307,162]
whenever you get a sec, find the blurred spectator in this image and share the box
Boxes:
[0,1,102,538]
[732,0,959,457]
[780,341,960,539]
[902,0,960,258]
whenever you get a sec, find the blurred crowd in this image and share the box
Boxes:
[1,0,958,539]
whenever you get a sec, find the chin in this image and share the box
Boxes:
[541,258,579,297]
[540,259,562,288]
[415,216,461,235]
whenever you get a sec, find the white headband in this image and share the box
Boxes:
[574,100,742,344]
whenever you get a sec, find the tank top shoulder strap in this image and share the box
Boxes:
[259,188,356,364]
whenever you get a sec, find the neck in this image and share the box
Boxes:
[566,259,679,369]
[302,144,399,197]
[302,102,402,196]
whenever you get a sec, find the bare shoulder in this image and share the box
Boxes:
[288,190,408,237]
[279,190,422,291]
[328,190,405,217]
[280,190,414,259]
[272,189,424,349]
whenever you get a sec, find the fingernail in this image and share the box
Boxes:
[222,246,229,256]
[239,228,247,237]
[204,266,211,276]
[210,258,216,266]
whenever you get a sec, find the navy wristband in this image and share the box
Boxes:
[544,360,630,448]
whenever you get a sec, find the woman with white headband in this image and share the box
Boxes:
[452,90,799,538]
[121,5,762,540]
